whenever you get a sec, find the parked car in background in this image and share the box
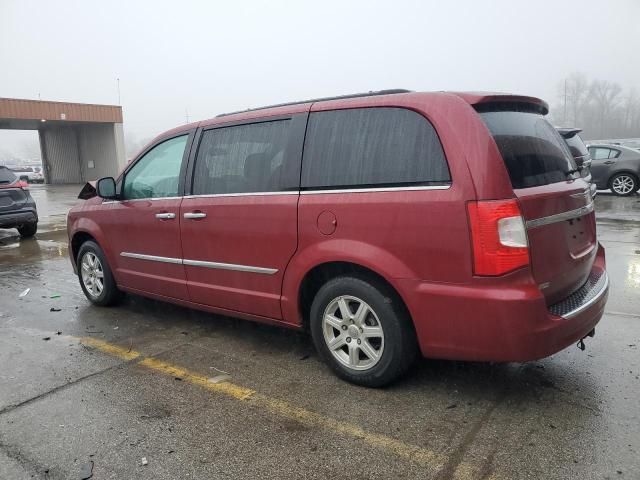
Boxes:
[557,127,595,197]
[0,166,38,237]
[67,90,608,387]
[587,144,640,196]
[9,166,44,184]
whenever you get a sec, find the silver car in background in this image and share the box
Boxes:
[587,144,640,196]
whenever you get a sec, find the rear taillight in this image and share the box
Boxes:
[17,180,29,190]
[467,199,529,276]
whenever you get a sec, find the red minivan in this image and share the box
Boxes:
[67,90,608,387]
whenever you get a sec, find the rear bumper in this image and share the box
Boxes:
[0,208,38,228]
[398,243,608,362]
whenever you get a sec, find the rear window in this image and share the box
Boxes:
[301,107,450,189]
[565,134,589,158]
[0,167,17,184]
[479,111,576,189]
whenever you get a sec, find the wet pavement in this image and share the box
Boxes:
[0,185,639,479]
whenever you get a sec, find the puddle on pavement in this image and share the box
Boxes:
[0,230,68,264]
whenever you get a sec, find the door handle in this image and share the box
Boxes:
[155,212,176,220]
[604,160,615,165]
[184,212,207,219]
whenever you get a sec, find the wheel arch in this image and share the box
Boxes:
[296,261,414,334]
[70,231,98,264]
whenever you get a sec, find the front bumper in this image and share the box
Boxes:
[397,243,608,362]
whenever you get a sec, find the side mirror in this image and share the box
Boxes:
[96,177,117,199]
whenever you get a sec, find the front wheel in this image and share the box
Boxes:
[18,222,37,237]
[610,173,638,196]
[310,276,418,387]
[77,241,122,306]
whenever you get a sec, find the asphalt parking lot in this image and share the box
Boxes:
[0,185,639,480]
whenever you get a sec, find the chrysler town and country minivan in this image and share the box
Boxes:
[67,90,609,387]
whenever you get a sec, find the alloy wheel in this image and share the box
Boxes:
[81,252,104,298]
[611,175,636,195]
[322,295,385,371]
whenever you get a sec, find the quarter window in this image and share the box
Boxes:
[589,147,618,160]
[301,107,450,189]
[123,135,188,199]
[192,120,292,195]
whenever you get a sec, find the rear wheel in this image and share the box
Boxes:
[77,241,122,306]
[310,276,417,387]
[610,173,638,196]
[17,222,37,237]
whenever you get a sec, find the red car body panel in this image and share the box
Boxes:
[180,194,298,319]
[67,90,607,363]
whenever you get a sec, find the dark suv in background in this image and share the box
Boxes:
[0,166,38,237]
[557,128,595,197]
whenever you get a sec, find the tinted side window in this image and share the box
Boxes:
[301,107,450,189]
[123,135,188,199]
[193,120,292,195]
[479,111,576,189]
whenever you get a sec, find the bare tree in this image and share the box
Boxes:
[589,80,623,137]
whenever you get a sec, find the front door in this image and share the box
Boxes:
[104,133,192,300]
[180,115,306,319]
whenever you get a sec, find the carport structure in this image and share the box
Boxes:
[0,98,125,184]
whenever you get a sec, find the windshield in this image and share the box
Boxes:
[479,111,577,189]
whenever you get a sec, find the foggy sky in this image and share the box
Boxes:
[1,0,639,158]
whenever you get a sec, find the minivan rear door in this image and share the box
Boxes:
[479,110,597,305]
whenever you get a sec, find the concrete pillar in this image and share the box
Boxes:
[76,123,126,181]
[40,127,83,184]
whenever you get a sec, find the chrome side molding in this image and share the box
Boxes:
[120,252,277,275]
[526,201,595,229]
[120,252,182,264]
[300,185,451,195]
[182,259,277,275]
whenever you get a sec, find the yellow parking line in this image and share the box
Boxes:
[79,336,495,479]
[80,336,141,361]
[138,356,255,400]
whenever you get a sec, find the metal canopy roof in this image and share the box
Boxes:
[0,98,123,130]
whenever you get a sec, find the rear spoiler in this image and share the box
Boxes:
[556,127,582,139]
[451,92,549,115]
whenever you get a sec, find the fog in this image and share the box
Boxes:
[1,0,639,159]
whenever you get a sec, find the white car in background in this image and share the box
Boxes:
[8,166,44,183]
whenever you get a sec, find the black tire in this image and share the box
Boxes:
[77,240,122,306]
[17,222,37,237]
[609,172,638,196]
[310,275,418,387]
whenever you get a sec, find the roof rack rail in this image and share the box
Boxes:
[216,89,412,118]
